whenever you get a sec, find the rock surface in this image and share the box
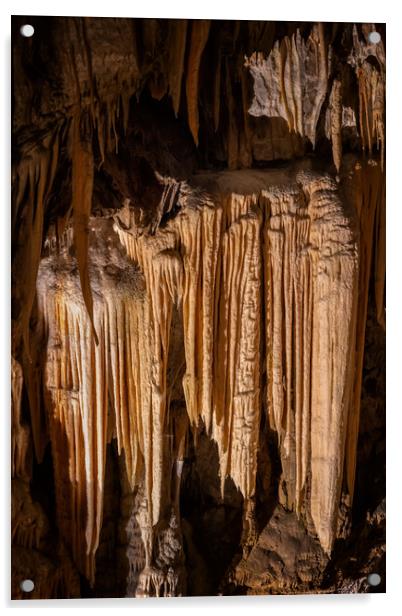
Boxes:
[11,17,385,598]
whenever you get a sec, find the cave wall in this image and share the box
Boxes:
[11,17,385,598]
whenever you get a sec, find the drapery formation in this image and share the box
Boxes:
[20,162,385,589]
[11,18,385,598]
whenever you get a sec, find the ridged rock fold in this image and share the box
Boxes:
[28,162,372,592]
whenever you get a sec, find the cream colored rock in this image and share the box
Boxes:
[245,24,328,148]
[34,162,370,590]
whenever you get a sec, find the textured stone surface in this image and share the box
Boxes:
[11,18,385,598]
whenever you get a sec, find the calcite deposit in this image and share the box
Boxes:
[11,17,385,598]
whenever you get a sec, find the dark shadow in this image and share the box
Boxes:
[92,442,121,598]
[180,425,244,596]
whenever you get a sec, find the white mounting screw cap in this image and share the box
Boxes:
[367,573,381,586]
[20,579,35,592]
[368,31,381,44]
[20,24,34,38]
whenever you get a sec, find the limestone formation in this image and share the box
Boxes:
[11,18,385,598]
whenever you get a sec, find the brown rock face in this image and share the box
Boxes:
[11,17,385,598]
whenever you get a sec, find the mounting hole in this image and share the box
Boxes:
[368,31,381,44]
[367,573,381,586]
[20,579,35,593]
[20,24,34,38]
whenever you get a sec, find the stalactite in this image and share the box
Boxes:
[70,112,98,345]
[240,65,253,168]
[263,171,359,555]
[225,58,239,170]
[115,225,183,527]
[265,187,312,512]
[114,184,263,571]
[245,24,329,148]
[356,63,385,167]
[307,23,328,149]
[346,27,385,330]
[12,18,386,599]
[342,158,384,499]
[186,20,211,146]
[12,127,62,465]
[213,198,262,503]
[174,201,222,434]
[349,25,385,169]
[39,286,107,582]
[168,19,188,117]
[328,79,343,173]
[114,167,358,557]
[12,127,61,360]
[37,220,148,584]
[213,49,222,133]
[306,175,358,553]
[106,296,144,491]
[33,161,362,592]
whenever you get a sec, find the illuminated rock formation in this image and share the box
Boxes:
[11,18,385,598]
[27,161,378,593]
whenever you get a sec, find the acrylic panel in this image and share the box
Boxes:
[11,15,385,599]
